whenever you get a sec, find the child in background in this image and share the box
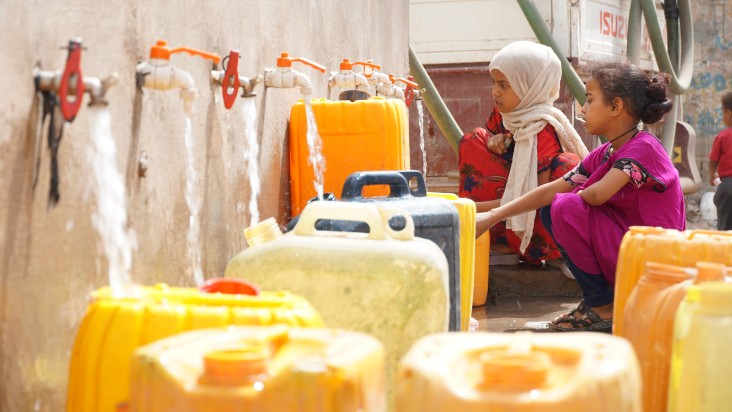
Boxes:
[709,91,732,230]
[459,41,588,272]
[476,63,685,331]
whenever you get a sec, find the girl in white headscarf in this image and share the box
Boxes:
[458,41,588,271]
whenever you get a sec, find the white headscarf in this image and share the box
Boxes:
[489,41,588,253]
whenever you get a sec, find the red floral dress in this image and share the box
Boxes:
[459,108,579,264]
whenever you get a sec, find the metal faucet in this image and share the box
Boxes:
[135,40,220,114]
[210,50,263,109]
[33,38,119,122]
[327,59,381,99]
[263,52,326,96]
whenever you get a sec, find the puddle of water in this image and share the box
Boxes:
[88,106,137,296]
[416,100,427,178]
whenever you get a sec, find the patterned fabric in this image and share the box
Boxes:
[563,158,650,189]
[459,109,580,264]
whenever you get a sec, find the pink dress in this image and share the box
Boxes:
[550,131,686,285]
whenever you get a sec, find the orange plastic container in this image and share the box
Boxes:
[66,281,323,412]
[621,262,725,412]
[396,332,642,411]
[289,97,409,216]
[472,232,490,307]
[613,227,732,336]
[128,325,385,412]
[669,281,732,412]
[428,192,476,331]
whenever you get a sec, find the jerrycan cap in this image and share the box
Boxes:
[478,350,551,390]
[695,262,726,283]
[696,282,732,314]
[200,343,271,386]
[200,278,260,296]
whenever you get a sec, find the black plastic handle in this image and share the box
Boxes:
[340,171,412,199]
[397,170,428,197]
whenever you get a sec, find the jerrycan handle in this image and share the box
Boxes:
[293,201,415,240]
[340,171,412,200]
[397,170,428,197]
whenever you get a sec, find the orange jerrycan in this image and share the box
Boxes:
[66,280,322,412]
[622,262,724,412]
[613,227,732,336]
[669,280,732,412]
[128,325,385,412]
[395,332,642,412]
[428,191,476,331]
[289,96,409,216]
[225,202,449,408]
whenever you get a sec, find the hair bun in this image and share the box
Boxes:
[647,72,671,102]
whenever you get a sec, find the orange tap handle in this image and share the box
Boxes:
[149,40,221,64]
[351,61,381,78]
[389,74,418,88]
[275,52,326,73]
[59,38,85,122]
[221,49,241,109]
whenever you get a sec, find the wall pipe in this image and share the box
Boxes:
[408,44,463,152]
[516,0,586,106]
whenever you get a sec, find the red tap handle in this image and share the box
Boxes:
[404,75,417,108]
[221,50,241,109]
[59,39,85,122]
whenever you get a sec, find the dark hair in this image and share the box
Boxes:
[721,91,732,112]
[590,63,673,124]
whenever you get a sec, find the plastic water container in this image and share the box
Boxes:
[668,281,732,412]
[700,191,717,221]
[127,325,385,412]
[621,262,724,412]
[472,232,490,307]
[224,201,450,407]
[289,97,409,216]
[396,332,642,412]
[613,227,732,336]
[340,170,461,331]
[427,191,476,331]
[66,280,322,412]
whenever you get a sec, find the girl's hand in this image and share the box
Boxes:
[486,133,511,155]
[476,210,501,238]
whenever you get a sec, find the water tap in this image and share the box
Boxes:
[211,50,263,109]
[33,38,119,122]
[376,74,418,102]
[403,75,426,108]
[136,40,220,113]
[327,59,380,99]
[263,52,326,96]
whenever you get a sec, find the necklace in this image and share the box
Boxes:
[607,126,639,154]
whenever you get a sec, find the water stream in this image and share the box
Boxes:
[242,98,260,226]
[303,96,325,200]
[416,100,427,178]
[183,115,204,286]
[87,106,137,296]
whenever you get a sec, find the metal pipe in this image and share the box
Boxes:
[516,0,586,105]
[664,0,680,72]
[408,44,463,153]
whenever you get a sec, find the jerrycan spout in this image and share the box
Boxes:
[244,217,283,248]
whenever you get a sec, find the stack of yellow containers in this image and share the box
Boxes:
[66,281,322,412]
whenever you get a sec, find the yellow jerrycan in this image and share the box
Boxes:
[613,227,732,336]
[668,281,732,412]
[66,280,323,412]
[225,202,450,408]
[395,332,642,412]
[622,262,724,412]
[127,325,385,412]
[473,232,490,307]
[289,96,410,216]
[427,191,476,331]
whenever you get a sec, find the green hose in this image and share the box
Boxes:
[408,44,463,153]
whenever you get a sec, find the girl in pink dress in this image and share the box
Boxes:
[476,63,685,332]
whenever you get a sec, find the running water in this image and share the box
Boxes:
[242,98,260,226]
[183,116,204,286]
[416,100,427,178]
[303,96,325,200]
[87,107,137,296]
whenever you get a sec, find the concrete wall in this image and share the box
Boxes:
[0,1,408,409]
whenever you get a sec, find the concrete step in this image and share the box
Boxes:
[485,263,582,303]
